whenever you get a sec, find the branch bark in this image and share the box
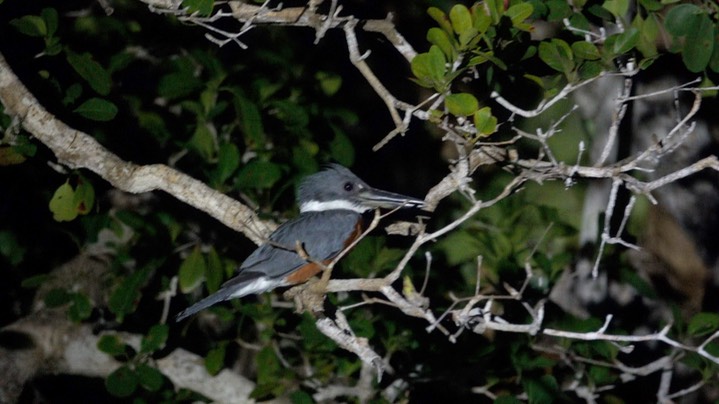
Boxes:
[0,312,268,403]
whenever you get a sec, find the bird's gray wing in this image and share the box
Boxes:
[238,210,361,279]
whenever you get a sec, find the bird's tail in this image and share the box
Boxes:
[175,271,273,322]
[175,286,235,322]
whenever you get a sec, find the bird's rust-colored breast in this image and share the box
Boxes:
[284,216,364,285]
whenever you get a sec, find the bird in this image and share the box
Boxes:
[176,164,425,321]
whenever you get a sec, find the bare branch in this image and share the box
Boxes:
[315,316,384,381]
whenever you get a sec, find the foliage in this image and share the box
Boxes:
[1,0,719,402]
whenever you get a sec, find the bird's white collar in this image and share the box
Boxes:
[300,199,367,213]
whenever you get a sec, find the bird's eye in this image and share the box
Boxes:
[343,182,354,192]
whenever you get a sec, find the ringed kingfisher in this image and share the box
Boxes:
[176,164,425,321]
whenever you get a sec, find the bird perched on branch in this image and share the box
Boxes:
[176,164,425,321]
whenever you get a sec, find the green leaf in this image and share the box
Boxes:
[298,313,335,351]
[683,12,714,73]
[97,334,126,356]
[427,7,453,35]
[251,382,286,401]
[639,0,663,12]
[329,128,355,167]
[446,93,479,116]
[11,135,37,158]
[49,181,77,222]
[539,39,574,74]
[609,28,640,55]
[182,0,214,16]
[109,51,134,73]
[513,347,557,370]
[66,51,112,96]
[200,88,218,116]
[664,4,713,72]
[205,247,224,293]
[115,210,146,230]
[473,107,498,136]
[568,11,591,32]
[158,72,202,100]
[74,176,95,215]
[141,324,169,353]
[410,54,433,82]
[188,123,216,160]
[49,178,94,221]
[137,111,170,144]
[136,363,164,392]
[10,15,47,37]
[437,230,482,266]
[108,267,152,322]
[213,142,240,185]
[291,143,319,174]
[426,45,447,81]
[664,4,701,37]
[68,293,92,321]
[469,51,508,70]
[506,3,534,29]
[106,365,138,398]
[73,98,118,121]
[0,147,26,165]
[0,231,25,266]
[255,346,281,385]
[449,4,473,35]
[458,27,480,48]
[711,28,719,73]
[699,76,717,97]
[235,160,282,189]
[21,274,49,288]
[427,27,455,61]
[179,246,206,293]
[571,41,601,60]
[234,95,264,147]
[688,312,719,337]
[634,13,660,58]
[271,100,309,129]
[411,45,447,88]
[602,0,629,17]
[62,83,83,106]
[43,37,62,56]
[44,288,72,307]
[522,375,559,404]
[471,4,492,34]
[204,344,226,376]
[706,341,719,358]
[485,0,503,24]
[578,61,604,80]
[588,365,618,386]
[315,71,342,96]
[41,8,59,36]
[547,0,572,21]
[289,391,314,404]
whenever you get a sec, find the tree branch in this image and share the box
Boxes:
[0,52,273,246]
[0,313,266,403]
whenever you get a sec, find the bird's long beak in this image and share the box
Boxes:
[358,187,425,210]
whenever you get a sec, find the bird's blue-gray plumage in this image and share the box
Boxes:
[176,164,425,322]
[241,210,361,278]
[175,210,361,321]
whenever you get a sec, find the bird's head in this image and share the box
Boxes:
[298,164,425,213]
